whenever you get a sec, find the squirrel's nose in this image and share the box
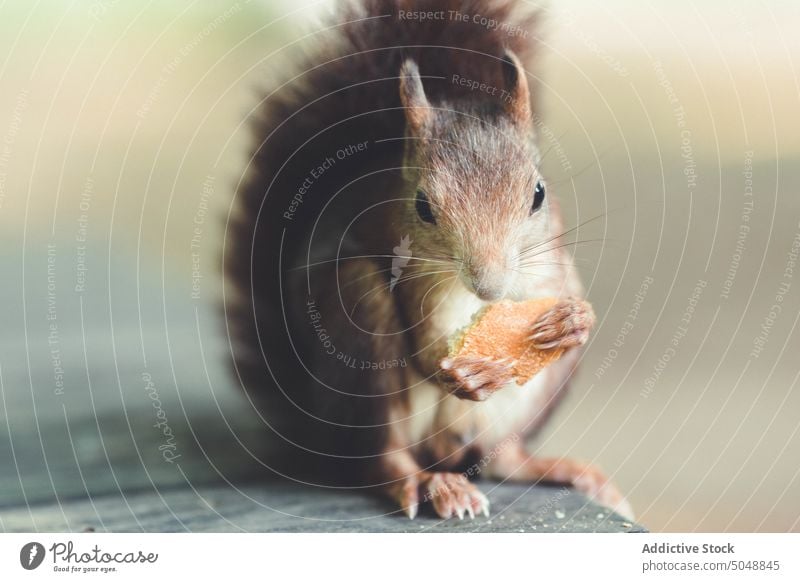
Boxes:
[474,284,505,302]
[462,260,509,302]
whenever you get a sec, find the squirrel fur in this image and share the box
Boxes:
[224,0,632,520]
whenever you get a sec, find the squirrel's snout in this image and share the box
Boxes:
[462,260,510,302]
[473,284,506,302]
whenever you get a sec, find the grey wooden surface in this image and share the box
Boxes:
[0,408,645,533]
[2,480,643,533]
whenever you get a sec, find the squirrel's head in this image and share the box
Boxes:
[399,52,550,302]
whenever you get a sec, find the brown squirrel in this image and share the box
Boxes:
[225,0,633,520]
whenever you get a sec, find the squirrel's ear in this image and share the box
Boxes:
[399,59,430,133]
[501,50,531,125]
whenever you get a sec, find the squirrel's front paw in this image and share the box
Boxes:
[438,355,516,401]
[529,298,595,350]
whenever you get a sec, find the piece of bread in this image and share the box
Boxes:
[448,298,565,385]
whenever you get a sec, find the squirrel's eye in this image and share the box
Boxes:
[415,190,436,224]
[531,180,546,214]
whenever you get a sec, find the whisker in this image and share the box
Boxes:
[537,129,570,165]
[519,265,593,275]
[546,160,600,187]
[349,280,394,319]
[291,254,453,271]
[420,275,458,318]
[544,146,614,187]
[515,262,593,275]
[339,263,424,290]
[518,213,607,258]
[515,260,580,268]
[348,269,458,318]
[392,270,459,289]
[521,238,607,262]
[511,269,562,280]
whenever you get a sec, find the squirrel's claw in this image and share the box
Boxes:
[387,474,420,520]
[387,471,491,521]
[438,355,516,401]
[528,298,595,350]
[423,473,490,521]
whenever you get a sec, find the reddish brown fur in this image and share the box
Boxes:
[224,0,632,519]
[224,0,540,482]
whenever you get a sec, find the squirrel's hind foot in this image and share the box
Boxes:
[387,471,490,520]
[486,442,635,522]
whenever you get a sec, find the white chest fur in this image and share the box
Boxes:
[404,363,561,453]
[403,283,572,455]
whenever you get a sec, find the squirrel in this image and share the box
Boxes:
[224,0,633,521]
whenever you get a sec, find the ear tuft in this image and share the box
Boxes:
[501,50,531,125]
[399,59,430,133]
